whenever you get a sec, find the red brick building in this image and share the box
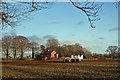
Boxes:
[35,51,59,60]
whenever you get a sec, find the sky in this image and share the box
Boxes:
[3,2,118,54]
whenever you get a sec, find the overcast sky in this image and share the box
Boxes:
[3,2,118,54]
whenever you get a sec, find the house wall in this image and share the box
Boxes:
[51,51,56,58]
[55,54,59,58]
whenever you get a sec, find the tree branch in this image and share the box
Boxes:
[70,0,103,28]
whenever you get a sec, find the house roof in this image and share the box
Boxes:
[40,51,53,55]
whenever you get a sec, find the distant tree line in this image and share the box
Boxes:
[1,34,120,60]
[1,34,93,60]
[92,46,120,59]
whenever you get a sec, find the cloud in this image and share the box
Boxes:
[27,35,47,45]
[109,27,119,31]
[42,35,57,39]
[27,35,58,45]
[27,35,41,42]
[98,37,104,40]
[77,21,84,25]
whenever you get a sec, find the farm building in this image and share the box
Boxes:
[64,54,84,62]
[35,50,59,60]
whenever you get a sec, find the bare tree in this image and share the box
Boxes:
[61,44,71,57]
[2,35,12,58]
[0,0,103,29]
[11,36,18,60]
[13,36,29,59]
[73,43,84,55]
[106,46,118,58]
[46,38,60,52]
[28,41,39,59]
[106,46,118,54]
[70,0,103,28]
[61,43,84,57]
[0,0,50,29]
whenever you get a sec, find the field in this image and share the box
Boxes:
[1,59,120,80]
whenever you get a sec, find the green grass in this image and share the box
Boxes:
[2,59,120,79]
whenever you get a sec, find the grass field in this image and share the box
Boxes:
[1,59,120,79]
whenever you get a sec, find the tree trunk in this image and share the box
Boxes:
[20,48,24,60]
[32,48,34,59]
[13,49,17,60]
[6,49,9,59]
